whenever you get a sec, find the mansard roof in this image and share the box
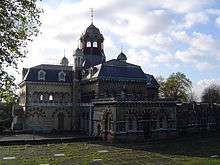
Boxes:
[33,64,72,70]
[99,59,146,80]
[22,64,73,83]
[145,74,160,88]
[82,59,159,88]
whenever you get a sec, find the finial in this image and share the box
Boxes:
[90,8,94,24]
[121,45,123,53]
[64,48,66,57]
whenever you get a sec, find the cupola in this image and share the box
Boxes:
[117,52,127,62]
[60,56,69,66]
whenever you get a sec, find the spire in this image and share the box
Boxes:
[90,8,94,24]
[60,48,69,66]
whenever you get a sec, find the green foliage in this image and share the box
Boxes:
[0,103,12,130]
[158,72,192,101]
[201,84,220,103]
[1,136,220,165]
[0,0,42,103]
[0,70,17,103]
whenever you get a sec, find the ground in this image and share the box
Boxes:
[0,135,220,165]
[0,133,86,142]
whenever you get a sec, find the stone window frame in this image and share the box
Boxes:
[58,71,66,82]
[49,94,53,101]
[38,70,46,80]
[93,41,97,47]
[137,121,144,131]
[87,41,91,47]
[116,121,126,133]
[40,94,43,101]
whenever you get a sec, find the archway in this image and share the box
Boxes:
[57,113,64,131]
[103,111,112,140]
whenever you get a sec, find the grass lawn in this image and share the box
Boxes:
[0,135,220,165]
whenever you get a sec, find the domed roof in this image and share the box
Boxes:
[117,52,127,62]
[60,56,69,66]
[85,23,101,35]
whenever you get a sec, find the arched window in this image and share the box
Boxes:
[40,94,43,101]
[93,42,97,47]
[101,43,104,49]
[38,70,46,80]
[49,94,53,101]
[75,58,79,68]
[78,57,81,66]
[87,42,91,47]
[58,71,66,81]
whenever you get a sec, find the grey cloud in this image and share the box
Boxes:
[54,32,78,44]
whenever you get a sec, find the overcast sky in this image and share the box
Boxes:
[15,0,220,99]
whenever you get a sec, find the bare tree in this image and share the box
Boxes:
[201,84,220,103]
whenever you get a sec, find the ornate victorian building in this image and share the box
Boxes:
[19,21,220,141]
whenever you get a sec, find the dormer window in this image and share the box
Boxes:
[58,71,66,81]
[87,42,91,47]
[93,42,97,47]
[38,70,46,80]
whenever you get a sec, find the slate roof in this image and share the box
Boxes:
[85,24,101,35]
[22,64,73,83]
[82,59,159,88]
[34,64,72,71]
[145,74,160,88]
[99,60,147,80]
[83,54,105,68]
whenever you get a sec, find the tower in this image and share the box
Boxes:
[73,48,84,70]
[72,48,84,131]
[79,10,105,68]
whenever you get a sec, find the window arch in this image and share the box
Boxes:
[58,71,66,81]
[40,94,43,101]
[87,41,91,47]
[93,42,97,47]
[78,57,81,66]
[49,94,53,101]
[38,70,46,80]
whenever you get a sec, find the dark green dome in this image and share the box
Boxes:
[117,52,127,62]
[86,23,101,35]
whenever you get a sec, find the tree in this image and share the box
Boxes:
[188,91,199,102]
[158,72,192,101]
[0,0,42,103]
[201,84,220,103]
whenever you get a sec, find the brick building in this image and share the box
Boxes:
[18,22,220,141]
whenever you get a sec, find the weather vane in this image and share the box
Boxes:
[90,8,94,24]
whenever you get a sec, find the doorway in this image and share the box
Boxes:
[57,113,64,131]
